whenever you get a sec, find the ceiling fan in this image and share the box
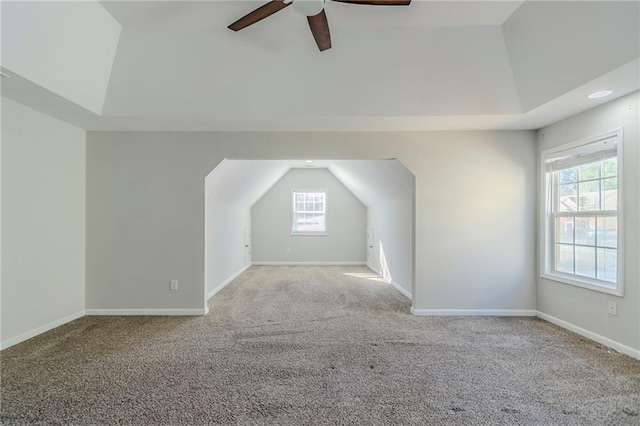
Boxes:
[228,0,411,52]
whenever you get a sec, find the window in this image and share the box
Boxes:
[541,129,623,295]
[292,190,327,235]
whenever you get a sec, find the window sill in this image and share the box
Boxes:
[541,272,623,297]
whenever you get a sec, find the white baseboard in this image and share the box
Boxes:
[1,310,85,350]
[252,261,367,266]
[85,308,208,316]
[536,311,640,360]
[410,308,537,316]
[390,280,412,299]
[367,265,381,275]
[366,265,411,299]
[207,264,252,300]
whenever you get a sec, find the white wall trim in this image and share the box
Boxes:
[1,310,85,350]
[207,264,252,300]
[367,265,381,275]
[390,280,412,299]
[252,261,367,266]
[85,309,208,316]
[366,265,411,299]
[536,311,640,360]
[410,308,537,316]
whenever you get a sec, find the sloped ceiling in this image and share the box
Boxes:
[1,0,121,114]
[205,160,290,207]
[329,160,413,207]
[205,159,412,209]
[1,1,639,131]
[503,1,640,111]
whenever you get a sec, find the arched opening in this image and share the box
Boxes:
[203,159,415,311]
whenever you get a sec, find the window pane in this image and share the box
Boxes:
[579,180,600,211]
[308,213,316,230]
[596,248,617,283]
[578,162,600,181]
[575,217,595,246]
[555,244,574,274]
[601,178,618,211]
[547,143,620,288]
[559,167,577,184]
[298,213,322,232]
[555,217,574,244]
[596,216,617,249]
[601,157,617,178]
[300,213,310,230]
[293,192,326,233]
[558,184,577,212]
[312,214,325,231]
[575,246,596,278]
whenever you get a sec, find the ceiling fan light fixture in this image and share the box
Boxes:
[228,0,412,51]
[293,0,325,16]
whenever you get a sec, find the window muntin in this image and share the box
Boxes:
[542,131,623,295]
[292,190,326,235]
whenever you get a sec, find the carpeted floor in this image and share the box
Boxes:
[1,265,639,425]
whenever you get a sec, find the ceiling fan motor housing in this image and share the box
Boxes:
[293,0,326,16]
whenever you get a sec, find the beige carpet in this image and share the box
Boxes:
[1,265,639,425]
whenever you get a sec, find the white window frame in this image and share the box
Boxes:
[540,128,624,296]
[291,189,327,236]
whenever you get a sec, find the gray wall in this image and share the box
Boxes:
[205,199,250,299]
[368,199,413,297]
[537,91,640,351]
[1,98,86,347]
[85,130,537,312]
[251,168,366,263]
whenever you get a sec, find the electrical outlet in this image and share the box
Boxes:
[286,248,291,254]
[170,280,178,291]
[608,301,617,316]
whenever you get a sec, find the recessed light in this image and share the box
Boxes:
[305,160,313,163]
[588,90,613,99]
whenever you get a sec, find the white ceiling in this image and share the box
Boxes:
[205,159,290,206]
[1,1,121,114]
[1,0,639,131]
[101,1,525,29]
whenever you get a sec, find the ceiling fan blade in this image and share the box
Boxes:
[228,1,291,31]
[332,0,411,5]
[307,10,332,51]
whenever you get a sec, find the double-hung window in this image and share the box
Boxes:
[541,129,623,295]
[292,190,327,235]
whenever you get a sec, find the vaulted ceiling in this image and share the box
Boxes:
[205,159,413,209]
[2,1,639,131]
